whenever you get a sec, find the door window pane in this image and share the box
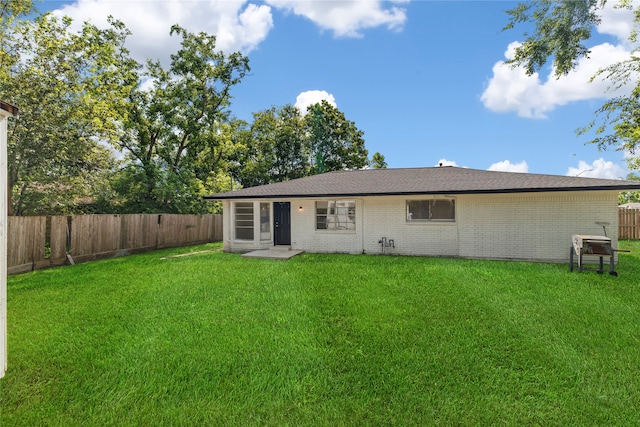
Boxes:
[260,202,270,241]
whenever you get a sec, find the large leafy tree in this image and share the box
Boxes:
[113,25,250,213]
[229,104,308,187]
[231,101,372,187]
[0,13,139,215]
[307,100,369,174]
[503,0,640,168]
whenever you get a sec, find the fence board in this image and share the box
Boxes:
[69,215,122,257]
[50,216,68,261]
[7,216,46,270]
[619,208,640,240]
[122,214,158,250]
[7,214,221,273]
[158,214,213,248]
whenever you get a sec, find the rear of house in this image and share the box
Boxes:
[209,167,640,262]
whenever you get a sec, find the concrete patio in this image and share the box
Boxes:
[241,247,304,260]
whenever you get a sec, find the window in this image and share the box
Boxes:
[260,202,270,241]
[406,199,455,222]
[316,200,356,230]
[235,202,254,240]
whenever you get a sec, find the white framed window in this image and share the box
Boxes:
[406,199,455,222]
[235,202,254,240]
[316,200,356,230]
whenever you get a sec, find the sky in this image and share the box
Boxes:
[36,0,640,179]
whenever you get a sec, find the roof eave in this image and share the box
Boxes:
[0,100,19,118]
[205,185,640,200]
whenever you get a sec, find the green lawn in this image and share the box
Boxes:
[3,242,640,426]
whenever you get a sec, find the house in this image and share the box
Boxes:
[206,166,640,262]
[1,100,18,379]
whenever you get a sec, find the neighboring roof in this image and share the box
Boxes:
[0,100,18,117]
[206,166,640,200]
[619,202,640,209]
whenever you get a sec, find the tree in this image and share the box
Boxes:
[307,100,369,174]
[0,0,35,75]
[229,105,308,187]
[503,0,604,78]
[0,0,33,25]
[230,101,376,187]
[113,25,250,213]
[503,0,640,169]
[231,101,372,187]
[370,152,388,169]
[619,173,640,204]
[0,14,139,215]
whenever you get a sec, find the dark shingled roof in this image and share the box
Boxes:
[206,166,640,200]
[0,100,18,117]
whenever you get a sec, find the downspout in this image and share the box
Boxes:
[360,199,365,254]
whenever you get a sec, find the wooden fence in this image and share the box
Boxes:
[7,214,222,274]
[619,208,640,240]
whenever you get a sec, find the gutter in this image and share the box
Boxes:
[204,185,640,200]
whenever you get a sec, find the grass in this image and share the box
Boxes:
[2,241,640,426]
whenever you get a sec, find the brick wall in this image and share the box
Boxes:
[457,191,618,262]
[223,190,620,262]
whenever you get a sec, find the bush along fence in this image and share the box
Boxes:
[7,214,222,274]
[619,208,640,240]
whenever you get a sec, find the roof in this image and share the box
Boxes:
[619,202,640,209]
[0,100,18,117]
[206,166,640,200]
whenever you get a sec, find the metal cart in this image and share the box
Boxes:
[569,234,630,276]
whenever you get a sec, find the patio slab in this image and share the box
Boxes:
[241,248,304,260]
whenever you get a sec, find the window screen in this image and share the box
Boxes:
[316,200,355,230]
[407,199,455,221]
[235,202,254,240]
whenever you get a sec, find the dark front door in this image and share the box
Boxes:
[273,202,291,246]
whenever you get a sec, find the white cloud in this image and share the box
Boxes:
[481,2,638,118]
[295,90,337,115]
[597,1,638,43]
[51,1,406,68]
[52,0,274,64]
[266,0,407,37]
[566,158,626,179]
[488,160,529,173]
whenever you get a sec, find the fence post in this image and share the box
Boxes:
[120,215,127,251]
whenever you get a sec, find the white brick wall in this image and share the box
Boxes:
[362,196,458,256]
[221,190,620,262]
[457,191,619,262]
[290,199,364,254]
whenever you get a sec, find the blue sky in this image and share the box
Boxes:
[39,0,639,178]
